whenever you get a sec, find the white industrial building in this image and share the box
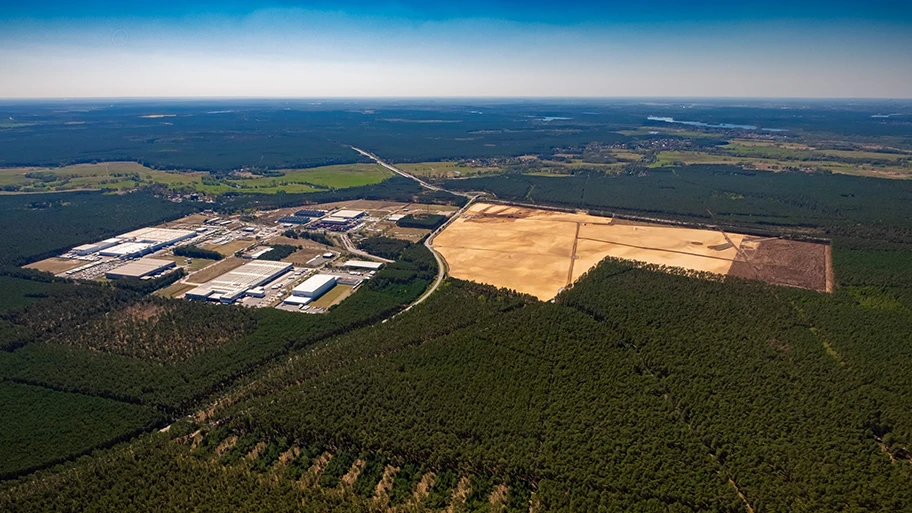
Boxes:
[282,296,312,306]
[83,227,196,259]
[246,287,266,298]
[99,242,154,258]
[333,209,365,219]
[106,258,176,279]
[342,260,384,270]
[320,216,351,225]
[72,238,122,256]
[185,261,292,303]
[291,274,337,299]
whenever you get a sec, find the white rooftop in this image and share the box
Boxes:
[333,209,364,219]
[343,260,384,270]
[120,227,195,244]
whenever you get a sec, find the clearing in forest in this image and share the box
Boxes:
[432,202,828,300]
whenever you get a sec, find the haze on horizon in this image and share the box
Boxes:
[1,0,911,99]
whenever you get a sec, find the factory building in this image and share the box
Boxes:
[90,227,197,259]
[106,258,176,279]
[185,261,292,303]
[295,209,326,218]
[72,238,122,256]
[342,260,384,271]
[333,209,365,219]
[291,274,337,299]
[282,296,312,306]
[277,215,311,225]
[99,242,154,258]
[320,216,351,225]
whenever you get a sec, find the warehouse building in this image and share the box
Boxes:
[277,215,311,225]
[99,242,154,258]
[72,238,122,256]
[291,274,337,299]
[320,216,351,225]
[98,227,197,259]
[282,296,312,306]
[342,260,384,271]
[295,209,326,218]
[185,260,292,303]
[106,258,176,279]
[333,209,365,219]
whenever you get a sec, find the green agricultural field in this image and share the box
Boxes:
[224,164,391,193]
[652,149,912,178]
[0,162,394,195]
[395,161,499,179]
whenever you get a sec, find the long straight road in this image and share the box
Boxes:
[351,146,445,192]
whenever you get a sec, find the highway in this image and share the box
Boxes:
[350,146,481,313]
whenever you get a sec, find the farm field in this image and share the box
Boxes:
[432,202,829,300]
[0,162,393,194]
[395,161,499,179]
[651,148,912,178]
[223,164,391,193]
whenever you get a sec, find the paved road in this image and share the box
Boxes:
[351,146,444,191]
[350,146,483,314]
[337,232,394,263]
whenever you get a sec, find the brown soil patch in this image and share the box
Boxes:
[489,483,509,506]
[205,238,256,257]
[215,435,238,458]
[341,459,366,488]
[160,213,211,228]
[729,237,828,292]
[446,476,472,513]
[247,441,268,461]
[24,257,86,274]
[303,452,333,488]
[279,447,299,465]
[185,257,245,284]
[415,472,436,501]
[374,465,399,504]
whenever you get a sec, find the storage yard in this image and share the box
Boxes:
[432,202,830,300]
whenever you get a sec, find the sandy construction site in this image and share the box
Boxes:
[432,203,829,300]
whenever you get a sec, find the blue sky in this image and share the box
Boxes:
[1,1,910,98]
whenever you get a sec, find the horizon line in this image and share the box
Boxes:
[1,95,911,102]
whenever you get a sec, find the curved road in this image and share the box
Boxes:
[351,146,480,313]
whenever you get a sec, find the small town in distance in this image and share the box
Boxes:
[25,199,456,313]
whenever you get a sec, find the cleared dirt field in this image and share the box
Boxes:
[24,257,86,274]
[432,203,829,300]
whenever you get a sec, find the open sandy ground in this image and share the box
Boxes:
[433,202,827,300]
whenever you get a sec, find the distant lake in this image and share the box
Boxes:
[647,116,786,132]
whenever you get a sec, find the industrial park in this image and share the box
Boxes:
[25,200,455,314]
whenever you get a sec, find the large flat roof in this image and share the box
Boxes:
[185,260,292,301]
[333,209,365,219]
[343,260,384,270]
[106,258,175,279]
[292,274,337,295]
[120,227,196,244]
[99,242,153,257]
